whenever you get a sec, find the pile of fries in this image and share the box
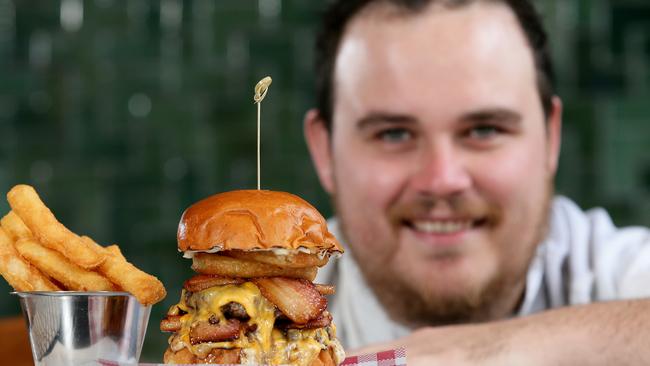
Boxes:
[0,184,166,306]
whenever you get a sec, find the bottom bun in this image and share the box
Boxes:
[163,346,338,365]
[163,346,240,364]
[311,347,337,366]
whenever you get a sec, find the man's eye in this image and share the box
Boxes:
[467,125,501,139]
[377,128,412,143]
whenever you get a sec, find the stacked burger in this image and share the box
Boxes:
[161,190,345,365]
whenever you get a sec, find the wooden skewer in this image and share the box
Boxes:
[253,76,272,190]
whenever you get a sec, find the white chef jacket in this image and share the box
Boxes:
[315,196,650,349]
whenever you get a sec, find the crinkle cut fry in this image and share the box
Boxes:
[0,227,60,291]
[13,238,114,291]
[1,211,32,241]
[84,238,166,306]
[7,185,104,269]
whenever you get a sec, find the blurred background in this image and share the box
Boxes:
[0,0,648,362]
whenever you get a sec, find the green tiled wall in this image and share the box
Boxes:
[0,0,648,361]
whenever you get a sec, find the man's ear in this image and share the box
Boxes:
[304,109,335,194]
[547,96,562,174]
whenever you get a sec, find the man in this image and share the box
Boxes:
[304,0,650,364]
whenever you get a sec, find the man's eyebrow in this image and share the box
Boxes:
[356,112,417,130]
[459,108,522,125]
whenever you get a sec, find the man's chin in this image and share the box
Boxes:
[370,275,496,327]
[359,255,508,327]
[397,245,494,285]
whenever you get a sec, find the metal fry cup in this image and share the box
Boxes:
[12,291,151,366]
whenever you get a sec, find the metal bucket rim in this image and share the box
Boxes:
[11,291,134,298]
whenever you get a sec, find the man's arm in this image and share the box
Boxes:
[350,299,650,365]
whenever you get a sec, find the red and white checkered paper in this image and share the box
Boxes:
[97,347,407,366]
[340,348,406,366]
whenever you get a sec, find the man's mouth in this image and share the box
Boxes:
[405,218,486,235]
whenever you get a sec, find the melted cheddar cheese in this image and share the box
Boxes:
[168,282,343,365]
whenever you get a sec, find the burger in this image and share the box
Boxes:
[161,190,345,365]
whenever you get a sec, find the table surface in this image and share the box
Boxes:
[0,316,33,366]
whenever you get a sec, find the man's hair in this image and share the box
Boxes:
[315,0,555,130]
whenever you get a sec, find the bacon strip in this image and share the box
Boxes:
[160,315,182,332]
[253,277,327,324]
[190,319,242,344]
[277,311,332,330]
[314,284,335,295]
[183,274,244,292]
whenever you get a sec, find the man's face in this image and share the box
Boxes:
[306,2,561,325]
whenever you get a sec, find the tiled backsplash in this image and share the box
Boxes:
[0,0,648,361]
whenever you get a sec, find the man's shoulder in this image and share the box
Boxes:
[543,195,650,302]
[548,195,649,243]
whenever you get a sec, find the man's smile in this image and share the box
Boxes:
[406,218,487,234]
[398,216,490,250]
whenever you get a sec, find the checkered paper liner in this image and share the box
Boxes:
[340,348,407,366]
[97,347,407,366]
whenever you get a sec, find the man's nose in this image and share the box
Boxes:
[410,142,472,197]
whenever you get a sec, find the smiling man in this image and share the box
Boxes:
[305,0,650,364]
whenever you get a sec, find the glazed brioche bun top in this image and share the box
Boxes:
[177,190,343,255]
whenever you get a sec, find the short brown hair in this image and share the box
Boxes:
[315,0,555,130]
